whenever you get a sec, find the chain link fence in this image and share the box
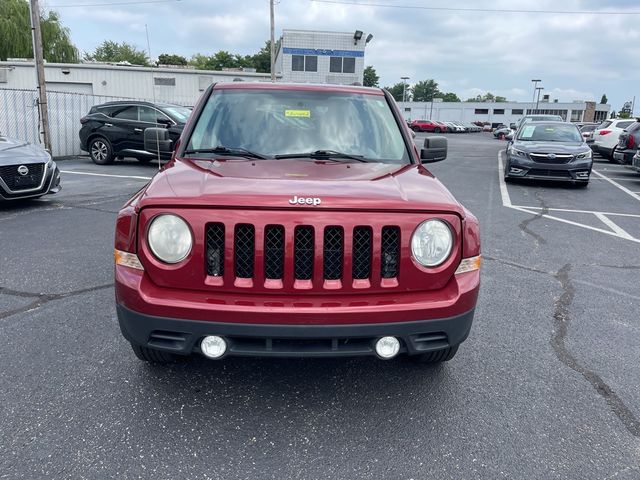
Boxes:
[0,88,192,158]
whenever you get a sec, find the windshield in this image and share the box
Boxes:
[185,89,410,163]
[517,123,582,142]
[162,105,192,123]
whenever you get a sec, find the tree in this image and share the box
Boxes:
[618,111,631,119]
[249,41,272,73]
[385,82,411,102]
[157,53,187,66]
[85,40,149,66]
[411,79,440,102]
[363,66,379,87]
[441,92,461,102]
[495,95,507,102]
[466,92,501,102]
[0,0,78,62]
[600,94,608,104]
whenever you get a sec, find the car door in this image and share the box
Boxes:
[109,105,142,153]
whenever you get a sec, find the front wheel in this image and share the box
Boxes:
[411,346,459,364]
[89,137,114,165]
[131,344,178,363]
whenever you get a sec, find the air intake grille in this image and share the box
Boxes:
[294,226,314,280]
[234,224,255,278]
[381,226,400,278]
[205,223,225,276]
[0,163,45,191]
[323,226,343,280]
[352,227,372,279]
[264,225,285,279]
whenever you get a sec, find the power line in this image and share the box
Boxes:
[310,0,640,15]
[47,0,180,7]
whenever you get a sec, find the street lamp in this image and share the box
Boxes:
[531,79,541,113]
[401,76,409,103]
[535,87,544,110]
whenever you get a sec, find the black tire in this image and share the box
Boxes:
[89,137,114,165]
[412,346,459,364]
[130,343,178,363]
[607,147,617,163]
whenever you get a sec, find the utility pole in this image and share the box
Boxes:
[535,87,544,110]
[401,76,409,103]
[531,79,541,114]
[269,0,275,82]
[28,0,51,153]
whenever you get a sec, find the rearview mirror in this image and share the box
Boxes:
[420,136,447,163]
[144,127,173,153]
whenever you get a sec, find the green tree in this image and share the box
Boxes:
[600,94,608,104]
[0,0,78,62]
[618,111,631,119]
[441,92,461,102]
[495,95,507,102]
[466,92,500,102]
[385,82,411,102]
[411,79,440,102]
[85,40,149,66]
[363,66,379,87]
[157,53,187,66]
[248,41,272,73]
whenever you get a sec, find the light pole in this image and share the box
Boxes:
[531,79,541,114]
[401,76,409,103]
[535,87,544,110]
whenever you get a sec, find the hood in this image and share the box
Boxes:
[137,158,464,214]
[513,140,587,154]
[0,137,50,165]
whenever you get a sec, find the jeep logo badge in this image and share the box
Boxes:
[17,165,29,176]
[289,195,321,206]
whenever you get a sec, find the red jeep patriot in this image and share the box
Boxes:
[114,83,481,364]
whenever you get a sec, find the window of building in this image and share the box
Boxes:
[154,77,176,86]
[475,109,489,115]
[493,109,505,115]
[404,108,411,112]
[329,56,356,74]
[570,110,583,122]
[304,55,317,72]
[292,55,304,71]
[512,109,524,115]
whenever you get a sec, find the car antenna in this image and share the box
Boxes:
[145,23,162,171]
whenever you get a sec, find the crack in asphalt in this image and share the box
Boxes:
[483,255,552,275]
[551,264,640,438]
[518,191,549,247]
[0,283,114,320]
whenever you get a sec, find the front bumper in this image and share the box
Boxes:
[613,148,636,165]
[505,154,592,182]
[117,303,475,358]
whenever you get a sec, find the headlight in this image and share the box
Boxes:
[411,219,453,267]
[508,146,527,157]
[576,150,592,159]
[147,214,192,263]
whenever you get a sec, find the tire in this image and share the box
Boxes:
[130,343,178,363]
[607,147,617,163]
[412,346,459,364]
[89,137,114,165]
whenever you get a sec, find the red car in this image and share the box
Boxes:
[409,120,444,133]
[115,83,481,365]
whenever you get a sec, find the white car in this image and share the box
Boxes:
[591,118,637,160]
[444,121,465,133]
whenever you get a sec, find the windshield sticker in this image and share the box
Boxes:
[285,109,311,118]
[521,125,535,138]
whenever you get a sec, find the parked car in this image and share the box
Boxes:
[590,118,637,161]
[504,121,592,186]
[114,82,481,365]
[632,148,640,173]
[464,123,482,132]
[444,121,465,133]
[0,134,61,201]
[493,126,515,139]
[579,123,599,141]
[613,119,640,165]
[79,101,191,165]
[409,120,444,133]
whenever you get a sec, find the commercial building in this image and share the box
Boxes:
[397,99,611,125]
[274,29,372,85]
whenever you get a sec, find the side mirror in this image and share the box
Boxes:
[411,130,416,139]
[156,117,173,127]
[420,136,447,163]
[144,127,173,153]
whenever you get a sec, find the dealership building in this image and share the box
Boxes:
[397,99,611,125]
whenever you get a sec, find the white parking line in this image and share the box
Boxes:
[497,150,640,244]
[61,170,152,180]
[592,170,640,202]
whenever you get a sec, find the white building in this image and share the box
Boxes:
[0,60,276,105]
[396,99,610,125]
[274,29,372,85]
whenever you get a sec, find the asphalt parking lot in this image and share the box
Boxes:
[1,133,639,479]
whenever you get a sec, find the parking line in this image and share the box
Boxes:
[594,213,634,240]
[497,150,512,207]
[509,206,640,218]
[592,170,640,202]
[61,170,152,180]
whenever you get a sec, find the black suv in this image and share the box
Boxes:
[79,101,191,165]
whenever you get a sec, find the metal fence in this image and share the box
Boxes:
[0,88,191,158]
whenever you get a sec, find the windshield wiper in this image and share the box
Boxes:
[183,145,267,160]
[274,150,369,162]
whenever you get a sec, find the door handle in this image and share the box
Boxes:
[134,128,143,133]
[104,123,113,127]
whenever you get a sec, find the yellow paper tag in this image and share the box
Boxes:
[285,109,311,118]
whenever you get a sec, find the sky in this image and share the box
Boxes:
[42,0,640,112]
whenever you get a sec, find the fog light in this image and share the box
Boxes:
[201,335,227,359]
[375,336,400,359]
[576,171,589,178]
[510,167,523,174]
